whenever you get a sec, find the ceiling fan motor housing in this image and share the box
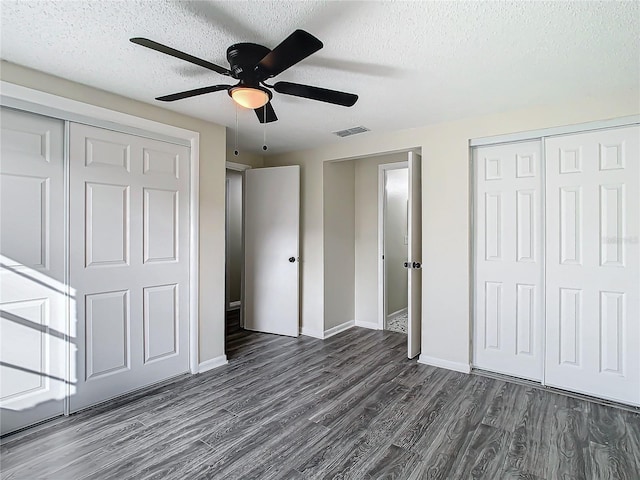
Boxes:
[226,43,271,83]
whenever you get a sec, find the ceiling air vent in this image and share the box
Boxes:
[333,126,370,138]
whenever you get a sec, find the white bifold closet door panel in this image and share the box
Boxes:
[474,140,544,381]
[0,108,66,435]
[69,123,190,412]
[545,125,640,406]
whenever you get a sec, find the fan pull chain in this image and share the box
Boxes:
[234,103,239,156]
[262,106,268,151]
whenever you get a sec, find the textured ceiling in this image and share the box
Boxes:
[1,1,638,154]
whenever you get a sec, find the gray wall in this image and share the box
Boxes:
[226,170,243,304]
[384,168,409,315]
[226,148,264,168]
[323,160,355,330]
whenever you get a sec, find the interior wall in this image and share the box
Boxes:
[0,61,227,364]
[384,168,409,316]
[226,170,243,304]
[264,88,639,369]
[226,147,264,168]
[323,161,355,331]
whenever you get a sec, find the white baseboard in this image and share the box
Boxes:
[355,320,380,330]
[300,327,324,339]
[418,355,471,374]
[387,307,407,320]
[324,320,355,339]
[198,355,228,374]
[226,301,241,311]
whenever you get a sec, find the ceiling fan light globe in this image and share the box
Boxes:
[231,87,270,109]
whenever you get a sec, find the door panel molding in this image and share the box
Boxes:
[69,123,191,412]
[473,140,544,382]
[0,108,66,435]
[545,125,639,406]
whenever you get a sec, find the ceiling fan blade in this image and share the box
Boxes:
[156,84,232,102]
[273,81,358,107]
[130,38,231,76]
[256,30,323,78]
[254,102,278,123]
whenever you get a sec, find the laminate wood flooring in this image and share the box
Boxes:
[1,326,638,479]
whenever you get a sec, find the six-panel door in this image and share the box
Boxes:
[545,126,640,405]
[0,108,67,435]
[68,123,191,412]
[474,141,544,381]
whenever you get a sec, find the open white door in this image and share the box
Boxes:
[407,152,422,358]
[244,166,300,337]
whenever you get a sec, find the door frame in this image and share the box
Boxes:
[0,81,202,386]
[225,161,251,330]
[377,161,409,330]
[469,115,640,382]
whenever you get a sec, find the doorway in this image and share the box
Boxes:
[380,164,409,334]
[321,149,422,358]
[376,151,422,358]
[224,163,301,344]
[225,163,249,342]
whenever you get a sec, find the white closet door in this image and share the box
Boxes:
[545,125,639,405]
[69,123,190,412]
[0,108,66,435]
[474,140,544,381]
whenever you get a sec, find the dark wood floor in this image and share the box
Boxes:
[1,315,638,479]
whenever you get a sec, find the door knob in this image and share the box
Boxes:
[412,262,421,269]
[289,257,296,263]
[403,262,410,268]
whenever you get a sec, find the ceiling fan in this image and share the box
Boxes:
[130,30,359,123]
